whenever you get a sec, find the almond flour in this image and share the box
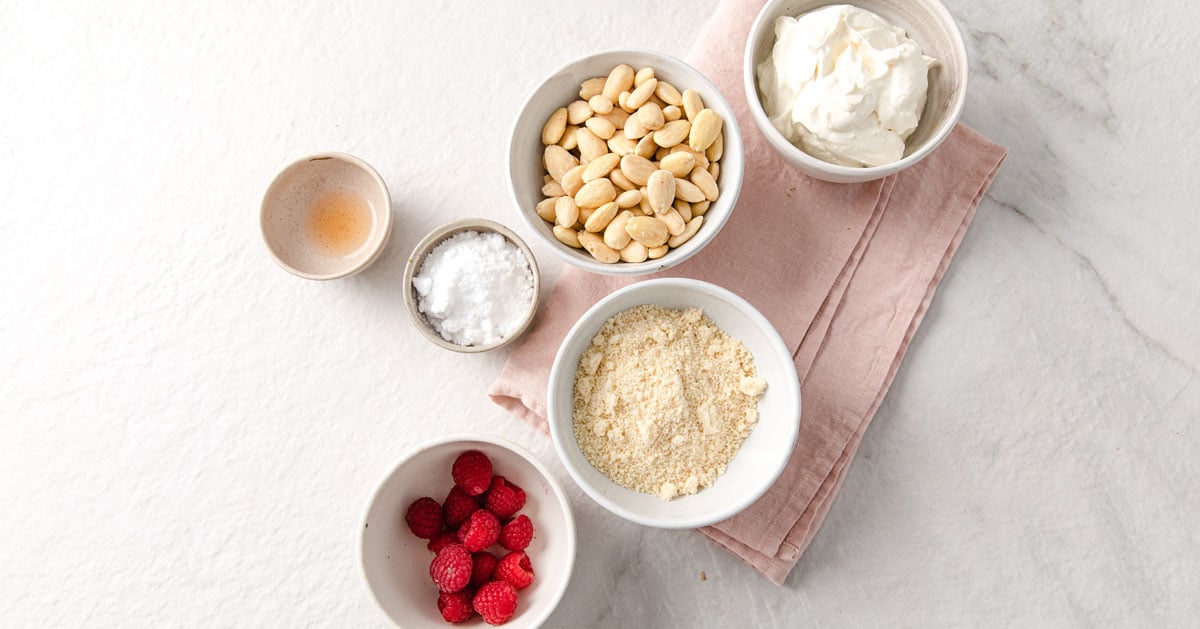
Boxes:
[572,305,767,500]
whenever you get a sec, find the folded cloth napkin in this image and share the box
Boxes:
[489,0,1006,584]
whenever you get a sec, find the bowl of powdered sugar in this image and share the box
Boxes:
[404,219,540,352]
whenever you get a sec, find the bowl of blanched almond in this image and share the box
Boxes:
[509,50,744,276]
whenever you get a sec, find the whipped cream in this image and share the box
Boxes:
[757,5,934,167]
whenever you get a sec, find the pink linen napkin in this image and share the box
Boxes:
[489,0,1006,584]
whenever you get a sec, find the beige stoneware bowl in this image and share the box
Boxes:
[403,219,540,353]
[359,434,576,628]
[260,152,392,279]
[744,0,968,183]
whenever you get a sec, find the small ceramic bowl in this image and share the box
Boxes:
[744,0,968,183]
[509,49,744,276]
[260,152,393,279]
[403,219,540,353]
[360,434,576,628]
[546,278,801,528]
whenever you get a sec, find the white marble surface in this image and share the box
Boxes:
[2,1,1197,626]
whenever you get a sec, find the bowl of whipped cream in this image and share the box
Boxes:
[745,1,967,183]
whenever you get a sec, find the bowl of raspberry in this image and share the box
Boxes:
[359,435,576,627]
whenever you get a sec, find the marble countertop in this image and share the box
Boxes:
[3,1,1197,625]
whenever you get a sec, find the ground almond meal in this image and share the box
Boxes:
[573,305,767,500]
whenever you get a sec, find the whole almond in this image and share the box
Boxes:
[559,125,579,150]
[688,108,723,151]
[674,177,705,203]
[682,89,704,121]
[668,215,704,248]
[634,134,658,158]
[561,164,586,196]
[647,244,669,259]
[579,207,594,223]
[673,198,692,221]
[576,127,608,162]
[655,146,671,161]
[578,231,620,264]
[633,67,655,87]
[579,77,606,100]
[602,64,635,103]
[691,200,711,217]
[670,144,708,168]
[609,168,636,191]
[637,102,665,131]
[567,99,593,125]
[706,132,724,162]
[542,107,568,145]
[542,180,564,197]
[653,120,691,147]
[619,240,649,263]
[638,190,654,216]
[619,154,656,186]
[618,90,633,113]
[555,196,580,228]
[584,201,619,232]
[654,80,683,106]
[622,114,649,140]
[582,153,620,183]
[660,207,686,236]
[607,134,636,156]
[646,170,676,214]
[625,215,669,247]
[588,95,613,115]
[585,116,616,140]
[615,189,642,208]
[574,177,616,209]
[553,225,582,248]
[626,78,658,110]
[690,165,719,201]
[544,145,578,182]
[604,210,635,249]
[536,197,559,222]
[708,162,719,181]
[662,105,682,122]
[660,151,696,178]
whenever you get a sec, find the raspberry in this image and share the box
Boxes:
[452,450,493,496]
[494,551,534,590]
[405,497,443,540]
[473,581,518,625]
[427,531,458,554]
[498,514,533,551]
[429,544,472,593]
[470,551,498,588]
[457,509,500,552]
[484,476,526,519]
[437,589,475,623]
[443,486,481,528]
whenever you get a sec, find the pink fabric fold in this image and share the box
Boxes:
[489,0,1006,584]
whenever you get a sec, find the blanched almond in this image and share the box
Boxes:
[633,67,655,87]
[588,95,613,115]
[682,89,703,121]
[674,177,706,203]
[660,152,695,178]
[602,64,635,103]
[690,165,719,201]
[574,177,616,208]
[673,198,692,221]
[660,207,686,236]
[615,189,642,208]
[647,244,669,259]
[619,240,648,263]
[706,132,723,161]
[622,114,649,139]
[576,127,608,162]
[670,144,708,168]
[598,108,629,130]
[604,210,635,249]
[561,164,586,196]
[634,134,658,158]
[646,170,676,214]
[688,108,723,151]
[609,168,636,191]
[691,199,711,216]
[555,196,580,228]
[654,80,683,106]
[668,215,704,248]
[618,90,633,113]
[607,134,636,156]
[653,120,690,147]
[567,99,593,125]
[578,231,620,264]
[559,125,579,150]
[585,116,616,140]
[638,191,654,216]
[637,102,665,131]
[619,154,656,185]
[579,77,606,100]
[536,197,559,222]
[626,78,658,110]
[542,107,568,145]
[554,225,582,248]
[582,152,620,182]
[584,201,619,232]
[542,180,565,197]
[625,215,669,247]
[544,145,578,182]
[662,105,682,122]
[708,162,719,181]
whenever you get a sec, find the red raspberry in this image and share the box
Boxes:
[429,544,472,593]
[437,589,475,623]
[443,486,481,528]
[452,450,493,496]
[457,509,500,552]
[494,550,534,590]
[405,497,443,540]
[470,551,498,588]
[484,476,526,519]
[427,531,458,554]
[498,514,533,551]
[473,581,518,625]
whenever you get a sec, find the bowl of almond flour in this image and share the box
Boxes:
[546,278,801,528]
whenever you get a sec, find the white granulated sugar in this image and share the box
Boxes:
[412,231,534,346]
[572,305,767,501]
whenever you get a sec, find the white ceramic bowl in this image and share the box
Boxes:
[359,435,576,628]
[509,50,744,276]
[546,278,801,528]
[744,0,968,183]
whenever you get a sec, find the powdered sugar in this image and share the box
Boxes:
[412,231,535,346]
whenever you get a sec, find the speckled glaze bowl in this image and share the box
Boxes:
[745,0,968,183]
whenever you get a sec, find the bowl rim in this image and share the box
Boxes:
[742,0,968,182]
[546,277,801,528]
[259,151,394,280]
[402,218,541,353]
[357,433,577,629]
[507,48,744,277]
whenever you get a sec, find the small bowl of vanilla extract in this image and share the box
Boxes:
[260,152,393,280]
